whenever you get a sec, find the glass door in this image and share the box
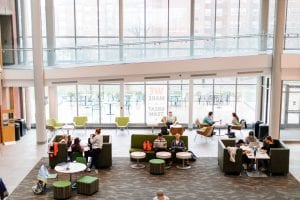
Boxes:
[284,85,300,128]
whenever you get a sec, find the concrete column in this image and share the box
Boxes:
[25,87,32,129]
[188,79,193,130]
[255,76,263,121]
[120,82,124,116]
[190,0,195,56]
[31,0,47,144]
[259,0,269,51]
[48,86,57,119]
[119,0,123,61]
[45,0,56,66]
[269,0,287,139]
[20,0,28,64]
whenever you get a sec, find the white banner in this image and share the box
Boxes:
[146,85,167,124]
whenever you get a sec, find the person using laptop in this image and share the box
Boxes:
[245,131,258,144]
[153,133,168,153]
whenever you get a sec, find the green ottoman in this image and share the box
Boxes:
[53,180,71,199]
[77,176,99,195]
[149,159,165,175]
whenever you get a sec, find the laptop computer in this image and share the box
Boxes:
[249,141,260,148]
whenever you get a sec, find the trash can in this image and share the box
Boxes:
[15,119,26,137]
[254,121,263,138]
[258,124,269,141]
[15,123,21,141]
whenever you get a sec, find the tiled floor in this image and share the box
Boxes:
[0,127,299,194]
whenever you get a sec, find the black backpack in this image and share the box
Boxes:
[161,127,169,135]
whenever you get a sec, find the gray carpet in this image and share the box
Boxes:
[8,157,300,200]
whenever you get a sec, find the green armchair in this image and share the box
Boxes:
[268,140,289,175]
[73,116,88,132]
[115,116,129,135]
[47,118,63,133]
[218,139,243,175]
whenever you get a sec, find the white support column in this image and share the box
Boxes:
[48,86,57,119]
[190,0,195,56]
[120,82,124,116]
[25,87,32,129]
[20,0,28,64]
[255,77,263,121]
[45,0,56,66]
[259,0,269,51]
[31,0,47,144]
[119,0,123,61]
[188,79,194,130]
[269,0,287,139]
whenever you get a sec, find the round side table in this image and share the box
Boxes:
[130,152,146,169]
[176,152,192,169]
[156,151,172,169]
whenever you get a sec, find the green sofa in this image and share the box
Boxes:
[129,134,189,161]
[49,135,68,169]
[218,139,243,175]
[268,139,289,175]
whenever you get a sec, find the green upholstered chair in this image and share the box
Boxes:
[115,116,129,135]
[71,152,83,162]
[77,176,99,195]
[73,116,88,133]
[76,156,87,165]
[53,180,71,199]
[47,118,63,133]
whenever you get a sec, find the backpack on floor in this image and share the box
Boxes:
[161,127,169,135]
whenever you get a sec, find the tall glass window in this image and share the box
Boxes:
[169,0,191,57]
[124,83,145,123]
[193,79,214,123]
[285,0,300,49]
[168,80,189,124]
[100,84,120,123]
[99,0,119,62]
[145,0,168,59]
[75,0,98,63]
[77,85,100,123]
[124,0,145,61]
[57,85,77,122]
[194,0,215,56]
[215,0,239,52]
[55,0,75,63]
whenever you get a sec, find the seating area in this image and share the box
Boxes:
[129,134,188,161]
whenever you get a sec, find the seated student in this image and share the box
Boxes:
[245,131,258,144]
[71,137,83,154]
[170,133,186,163]
[202,111,215,126]
[161,111,177,128]
[86,128,103,173]
[236,139,252,171]
[153,133,167,153]
[262,136,277,155]
[259,136,278,172]
[227,112,240,133]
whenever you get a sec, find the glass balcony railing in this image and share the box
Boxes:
[1,34,277,69]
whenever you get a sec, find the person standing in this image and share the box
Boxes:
[87,128,103,173]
